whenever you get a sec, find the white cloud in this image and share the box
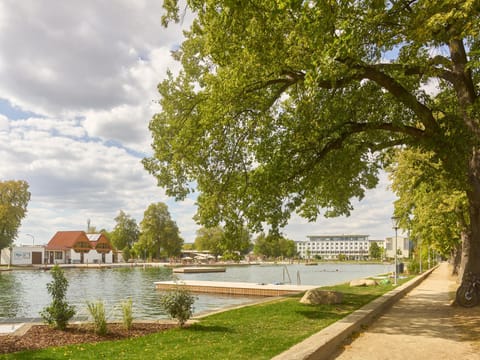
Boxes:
[0,0,398,248]
[0,114,8,131]
[284,173,398,241]
[83,105,153,152]
[0,0,189,116]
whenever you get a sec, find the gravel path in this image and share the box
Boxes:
[331,262,480,360]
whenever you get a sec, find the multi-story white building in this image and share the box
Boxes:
[296,235,378,260]
[384,236,411,259]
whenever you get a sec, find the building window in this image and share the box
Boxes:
[55,251,63,260]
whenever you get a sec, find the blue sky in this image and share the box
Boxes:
[0,0,398,246]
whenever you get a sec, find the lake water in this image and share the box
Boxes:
[0,263,392,322]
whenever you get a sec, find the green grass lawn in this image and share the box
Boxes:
[1,279,410,360]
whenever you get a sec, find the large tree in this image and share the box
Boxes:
[194,226,225,259]
[138,202,183,259]
[222,224,253,257]
[144,1,480,289]
[110,210,140,251]
[254,232,296,259]
[195,225,252,259]
[0,180,31,250]
[369,242,382,261]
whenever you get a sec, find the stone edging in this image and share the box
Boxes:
[272,267,437,360]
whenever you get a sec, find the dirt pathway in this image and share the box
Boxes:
[331,262,480,360]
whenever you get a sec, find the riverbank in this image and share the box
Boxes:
[0,262,257,271]
[0,262,393,322]
[3,264,469,359]
[0,259,391,271]
[0,274,406,358]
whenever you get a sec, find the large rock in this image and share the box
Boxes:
[300,289,343,305]
[349,278,378,287]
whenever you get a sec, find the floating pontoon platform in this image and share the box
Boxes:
[154,280,316,297]
[172,267,226,273]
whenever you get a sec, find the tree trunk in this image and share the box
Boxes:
[463,147,480,281]
[451,241,461,276]
[459,230,470,280]
[448,39,479,287]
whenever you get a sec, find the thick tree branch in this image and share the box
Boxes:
[314,122,423,160]
[370,57,455,82]
[285,121,423,184]
[449,39,480,136]
[344,121,425,138]
[358,65,440,133]
[247,63,440,136]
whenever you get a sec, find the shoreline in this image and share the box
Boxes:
[0,259,390,271]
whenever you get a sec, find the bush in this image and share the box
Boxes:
[407,260,428,274]
[40,265,76,330]
[159,286,196,327]
[87,301,108,335]
[121,299,134,331]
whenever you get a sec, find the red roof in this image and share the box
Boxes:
[46,231,91,251]
[46,231,113,252]
[87,233,112,249]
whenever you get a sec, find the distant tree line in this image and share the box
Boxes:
[107,202,183,262]
[0,179,382,263]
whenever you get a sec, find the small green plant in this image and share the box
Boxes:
[159,286,196,327]
[87,300,108,335]
[40,265,76,330]
[121,299,133,331]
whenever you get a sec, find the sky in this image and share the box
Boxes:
[0,1,400,247]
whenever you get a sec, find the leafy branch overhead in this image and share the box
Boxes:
[144,1,480,276]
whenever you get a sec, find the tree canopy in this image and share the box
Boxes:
[109,210,140,251]
[145,1,480,280]
[388,148,467,269]
[369,241,382,261]
[137,202,183,259]
[253,232,297,259]
[0,180,31,250]
[194,226,225,259]
[195,225,252,259]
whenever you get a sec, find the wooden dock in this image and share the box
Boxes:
[154,280,316,297]
[172,267,226,273]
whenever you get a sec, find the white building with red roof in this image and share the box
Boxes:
[45,231,114,264]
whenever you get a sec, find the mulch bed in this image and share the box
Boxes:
[0,322,176,354]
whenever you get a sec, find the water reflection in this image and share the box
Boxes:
[0,271,23,318]
[65,267,174,320]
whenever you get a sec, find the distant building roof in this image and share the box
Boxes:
[86,233,102,241]
[87,233,112,253]
[46,231,113,253]
[46,231,90,251]
[306,234,369,238]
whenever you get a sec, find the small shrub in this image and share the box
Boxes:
[159,286,196,327]
[407,260,428,274]
[121,299,133,331]
[87,300,108,335]
[40,265,76,330]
